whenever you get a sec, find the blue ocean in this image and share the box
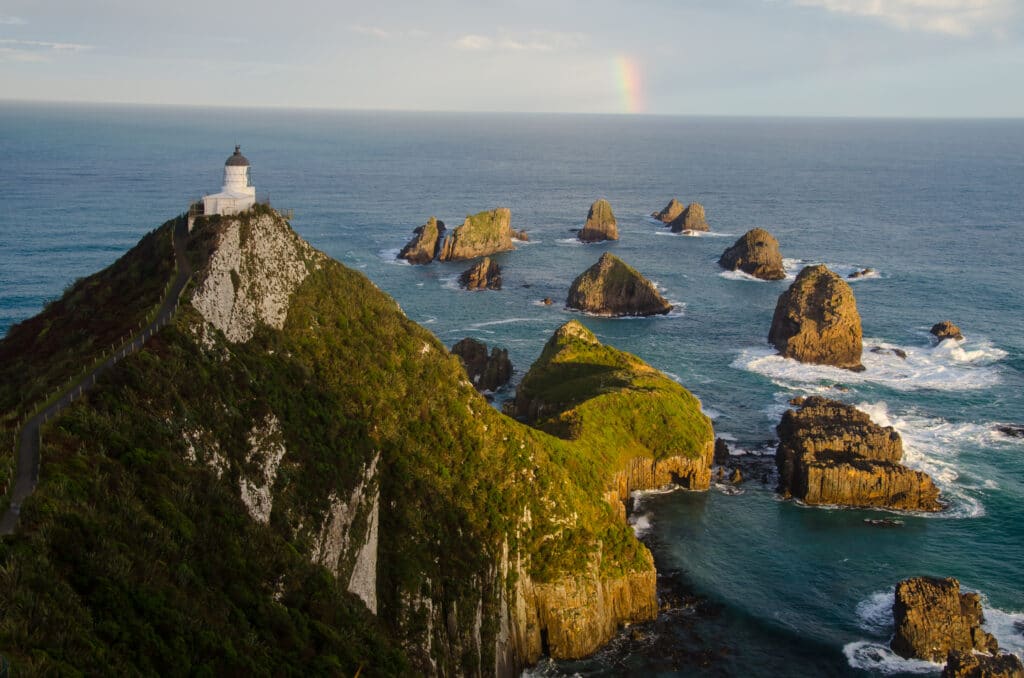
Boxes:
[1,103,1022,676]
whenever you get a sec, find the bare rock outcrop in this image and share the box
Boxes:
[769,264,865,371]
[931,320,964,342]
[567,253,672,317]
[943,649,1024,678]
[652,198,685,224]
[668,202,709,232]
[398,217,446,264]
[451,337,513,392]
[892,577,998,662]
[438,207,514,262]
[776,396,942,511]
[578,199,619,242]
[459,257,502,290]
[718,228,786,280]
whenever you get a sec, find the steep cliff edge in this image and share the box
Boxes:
[0,206,666,676]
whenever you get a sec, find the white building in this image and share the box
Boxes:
[202,145,256,216]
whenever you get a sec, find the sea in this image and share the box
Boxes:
[1,102,1022,676]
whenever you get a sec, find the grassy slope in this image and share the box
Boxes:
[0,215,652,675]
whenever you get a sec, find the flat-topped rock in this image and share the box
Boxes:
[567,253,672,317]
[668,202,709,232]
[892,577,998,662]
[652,198,685,224]
[438,207,514,261]
[931,320,964,342]
[776,396,942,511]
[397,217,446,265]
[578,199,619,242]
[718,228,786,280]
[769,265,864,371]
[458,257,502,290]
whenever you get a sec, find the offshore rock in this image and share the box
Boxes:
[892,577,999,662]
[717,228,786,280]
[578,199,619,242]
[943,650,1024,678]
[459,256,502,290]
[451,337,513,392]
[769,264,865,371]
[668,202,709,232]
[652,198,685,224]
[513,229,529,242]
[849,268,875,279]
[438,207,514,261]
[398,216,446,264]
[931,320,964,342]
[567,253,672,317]
[776,396,942,511]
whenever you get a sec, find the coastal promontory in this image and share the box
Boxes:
[566,253,672,317]
[578,199,619,242]
[438,207,515,261]
[718,228,786,280]
[769,264,865,371]
[775,396,942,511]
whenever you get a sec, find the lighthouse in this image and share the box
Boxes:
[202,145,257,216]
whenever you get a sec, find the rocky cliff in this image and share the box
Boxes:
[943,649,1024,678]
[567,253,672,317]
[718,228,786,280]
[459,257,503,290]
[451,337,513,392]
[892,577,998,662]
[668,202,709,232]
[578,199,619,242]
[398,216,446,264]
[652,198,685,224]
[0,206,672,676]
[769,264,865,371]
[438,208,515,262]
[776,396,942,511]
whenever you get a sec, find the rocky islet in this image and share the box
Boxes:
[717,228,786,280]
[566,252,672,317]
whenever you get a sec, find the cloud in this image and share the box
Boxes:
[349,25,428,41]
[792,0,1016,36]
[452,30,585,52]
[0,16,27,25]
[0,39,94,62]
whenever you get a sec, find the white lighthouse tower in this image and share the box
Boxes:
[202,145,257,216]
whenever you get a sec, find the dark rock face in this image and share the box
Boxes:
[438,208,514,262]
[652,198,685,224]
[458,257,502,290]
[714,438,731,464]
[769,264,865,371]
[943,649,1024,678]
[996,424,1024,438]
[717,228,786,280]
[578,199,619,242]
[541,297,554,306]
[451,338,513,392]
[892,577,998,662]
[871,347,908,360]
[931,321,965,342]
[776,396,942,511]
[668,202,709,232]
[397,217,446,264]
[849,268,875,279]
[513,229,529,241]
[567,253,672,317]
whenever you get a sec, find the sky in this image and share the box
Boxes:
[1,0,1022,117]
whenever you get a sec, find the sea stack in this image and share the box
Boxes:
[438,207,514,261]
[458,257,502,290]
[652,198,685,224]
[775,396,942,511]
[566,253,672,317]
[931,320,964,342]
[398,217,446,264]
[578,199,619,242]
[718,228,786,280]
[769,264,864,371]
[451,338,513,392]
[668,202,709,232]
[891,577,998,662]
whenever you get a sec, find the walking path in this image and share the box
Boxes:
[0,218,192,536]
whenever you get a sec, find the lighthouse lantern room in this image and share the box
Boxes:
[202,145,257,216]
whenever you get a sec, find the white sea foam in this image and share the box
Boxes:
[717,431,737,441]
[555,237,585,246]
[702,407,722,420]
[379,247,411,265]
[469,317,537,328]
[856,588,896,635]
[713,482,745,495]
[718,269,774,283]
[653,229,733,238]
[983,607,1024,659]
[734,336,1004,393]
[629,512,653,537]
[782,258,880,282]
[843,641,942,674]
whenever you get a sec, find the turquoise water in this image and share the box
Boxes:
[1,103,1022,675]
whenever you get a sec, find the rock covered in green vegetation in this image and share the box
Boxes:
[776,396,942,511]
[451,337,513,392]
[398,216,446,264]
[769,264,865,371]
[892,577,998,662]
[459,256,502,290]
[438,207,514,261]
[510,320,715,516]
[718,228,786,280]
[931,320,964,342]
[578,199,619,242]
[668,202,709,232]
[651,198,685,224]
[0,206,670,676]
[567,253,672,317]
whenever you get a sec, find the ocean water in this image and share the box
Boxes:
[2,103,1023,676]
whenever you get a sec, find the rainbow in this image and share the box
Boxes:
[614,55,644,114]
